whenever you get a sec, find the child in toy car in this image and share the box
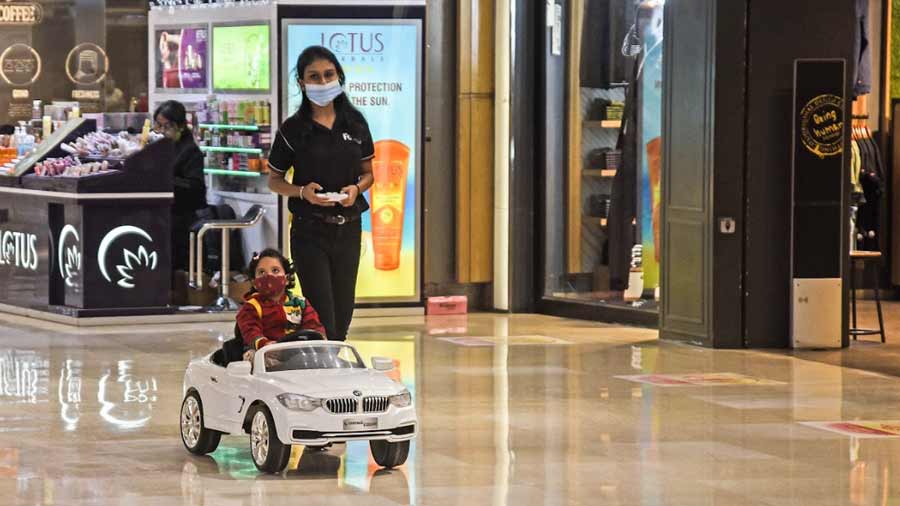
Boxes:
[235,249,326,364]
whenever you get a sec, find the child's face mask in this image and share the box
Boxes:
[254,274,287,299]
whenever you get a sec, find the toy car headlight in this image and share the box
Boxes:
[389,390,412,408]
[277,393,321,411]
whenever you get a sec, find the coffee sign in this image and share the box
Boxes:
[0,2,42,26]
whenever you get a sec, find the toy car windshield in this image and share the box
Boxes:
[264,344,365,372]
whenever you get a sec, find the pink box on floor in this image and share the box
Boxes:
[426,296,468,315]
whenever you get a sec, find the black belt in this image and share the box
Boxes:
[308,213,360,225]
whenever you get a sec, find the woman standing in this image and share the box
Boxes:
[267,46,374,341]
[153,100,207,273]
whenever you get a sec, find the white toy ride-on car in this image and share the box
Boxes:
[180,340,417,473]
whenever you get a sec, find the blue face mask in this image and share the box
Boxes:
[304,80,343,107]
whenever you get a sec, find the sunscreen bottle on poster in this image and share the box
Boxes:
[370,140,411,271]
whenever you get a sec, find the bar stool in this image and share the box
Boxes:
[189,205,266,311]
[849,250,886,343]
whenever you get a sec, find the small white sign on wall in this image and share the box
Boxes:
[552,3,562,56]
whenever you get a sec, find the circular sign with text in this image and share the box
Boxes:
[65,43,108,86]
[800,94,844,159]
[0,43,41,86]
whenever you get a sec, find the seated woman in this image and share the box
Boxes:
[236,249,326,364]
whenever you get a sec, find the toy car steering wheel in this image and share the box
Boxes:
[281,329,325,342]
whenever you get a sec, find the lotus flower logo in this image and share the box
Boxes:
[97,225,158,290]
[115,245,158,289]
[64,245,81,287]
[58,225,81,287]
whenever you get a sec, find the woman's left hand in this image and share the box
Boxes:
[339,184,360,207]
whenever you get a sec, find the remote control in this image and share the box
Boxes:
[319,192,349,202]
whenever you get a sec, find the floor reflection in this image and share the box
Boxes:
[0,350,49,405]
[3,312,900,505]
[98,360,158,430]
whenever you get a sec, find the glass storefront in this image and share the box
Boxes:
[542,0,664,319]
[0,1,149,126]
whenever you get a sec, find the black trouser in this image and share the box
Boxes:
[291,217,361,341]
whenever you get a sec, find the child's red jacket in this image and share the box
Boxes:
[236,292,326,350]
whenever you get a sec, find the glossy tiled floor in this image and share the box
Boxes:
[1,310,900,505]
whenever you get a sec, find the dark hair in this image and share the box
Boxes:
[153,100,189,133]
[294,46,367,137]
[246,248,296,293]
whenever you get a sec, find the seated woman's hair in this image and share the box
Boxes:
[247,248,297,292]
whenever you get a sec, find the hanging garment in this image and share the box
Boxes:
[850,139,863,196]
[855,132,884,250]
[853,0,871,97]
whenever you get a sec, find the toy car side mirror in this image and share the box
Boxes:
[371,357,394,371]
[227,360,252,377]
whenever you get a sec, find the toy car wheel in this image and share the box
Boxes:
[249,405,291,473]
[180,391,221,455]
[370,439,410,469]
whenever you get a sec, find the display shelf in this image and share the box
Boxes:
[19,140,175,194]
[583,169,617,177]
[199,146,263,155]
[8,118,97,178]
[204,168,262,178]
[583,120,622,129]
[198,123,262,131]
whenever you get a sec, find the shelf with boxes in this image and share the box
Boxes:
[581,145,621,226]
[568,86,627,274]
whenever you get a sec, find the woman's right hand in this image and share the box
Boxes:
[301,182,336,207]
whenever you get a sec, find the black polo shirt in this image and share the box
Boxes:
[268,109,374,218]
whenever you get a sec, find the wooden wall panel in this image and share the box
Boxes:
[471,0,494,94]
[567,0,585,273]
[457,0,495,283]
[457,97,473,279]
[469,96,495,282]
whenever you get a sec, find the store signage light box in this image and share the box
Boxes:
[284,19,422,302]
[212,24,270,92]
[155,26,208,91]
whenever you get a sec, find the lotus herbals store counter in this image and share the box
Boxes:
[0,118,176,318]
